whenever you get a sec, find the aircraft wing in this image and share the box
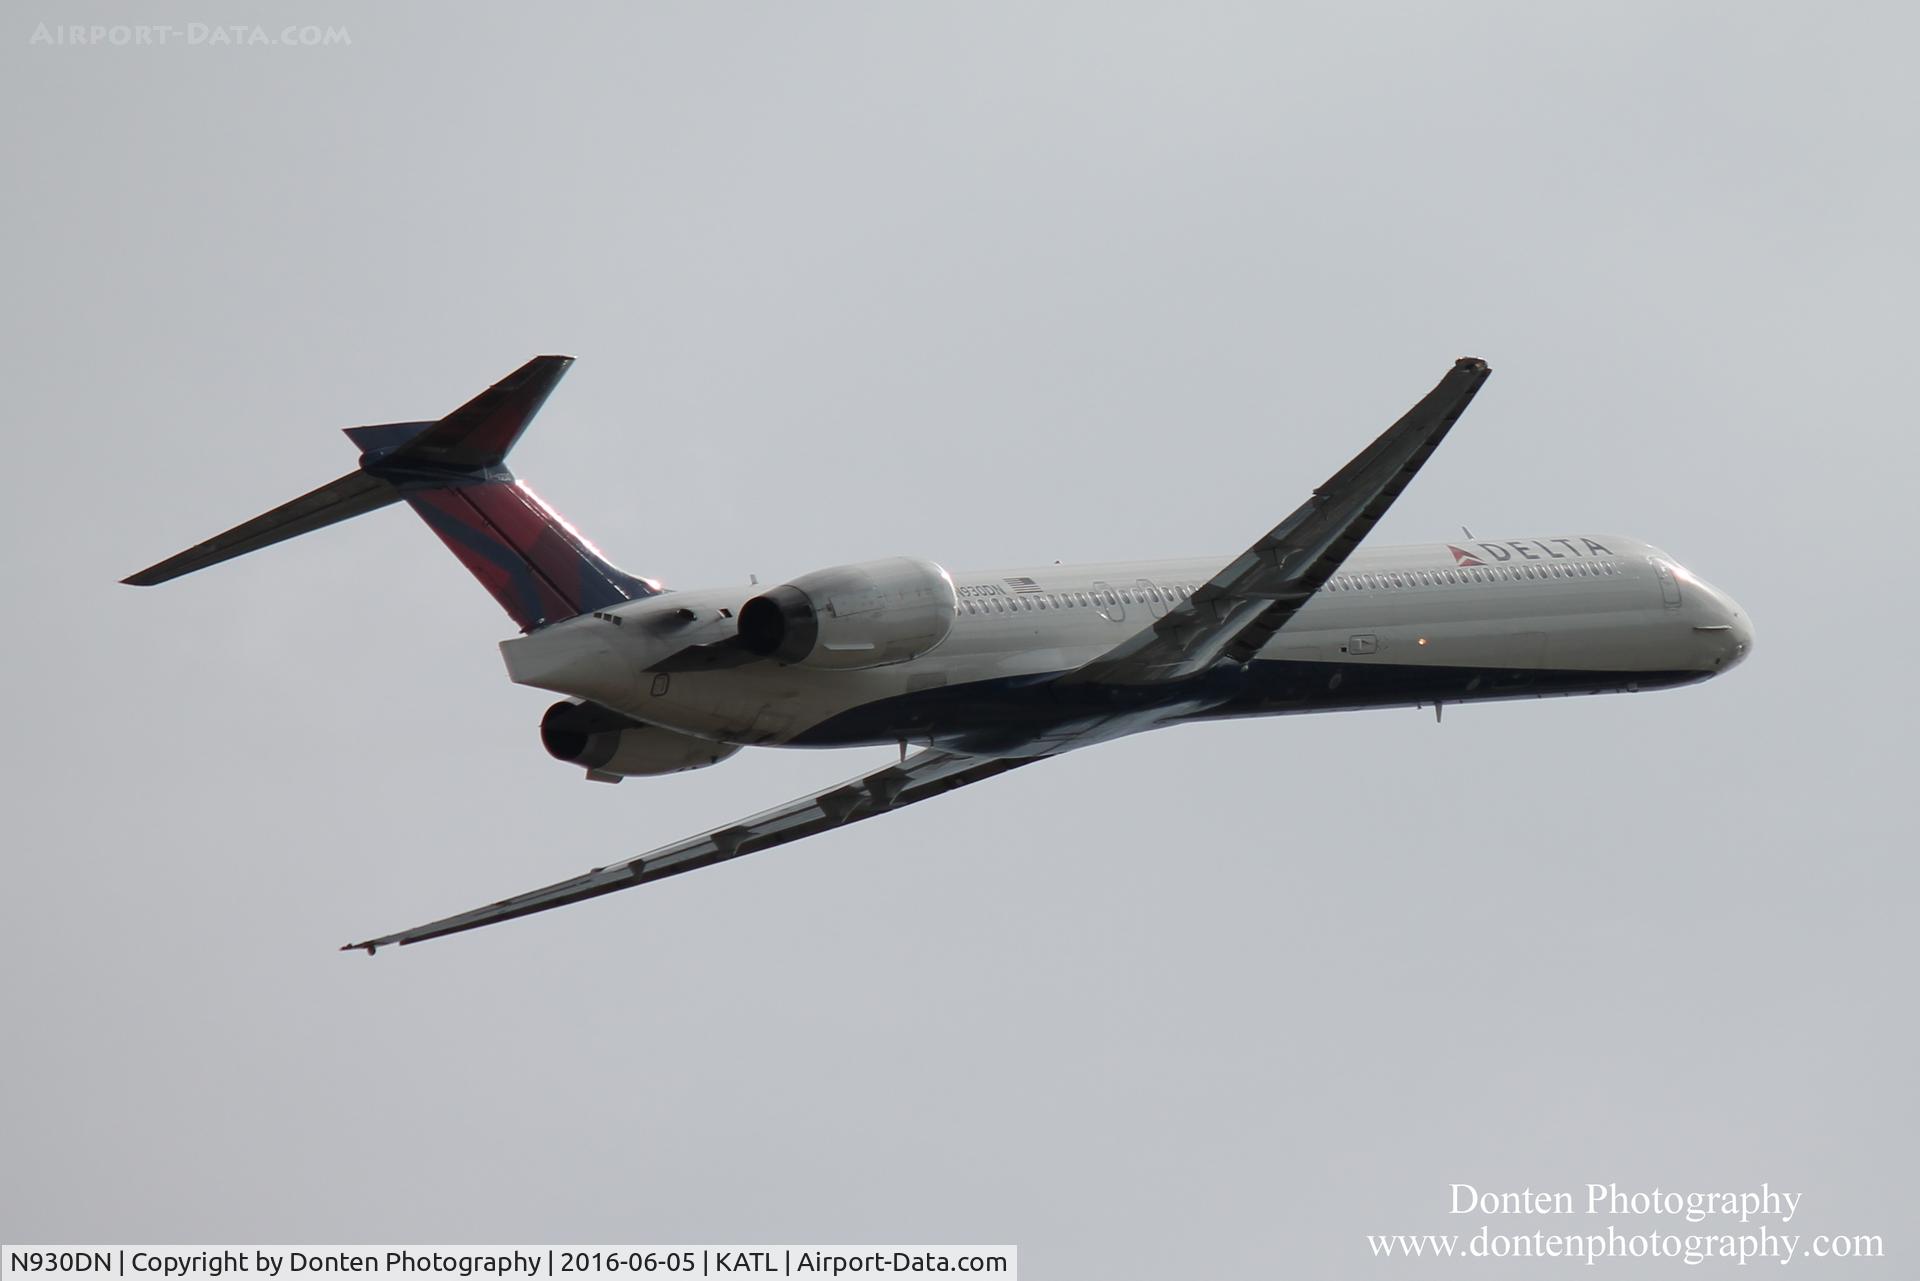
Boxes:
[345,748,1039,953]
[1058,357,1490,686]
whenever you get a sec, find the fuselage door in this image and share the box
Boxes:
[1092,580,1124,623]
[1651,557,1682,609]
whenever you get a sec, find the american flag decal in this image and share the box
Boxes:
[1003,576,1044,595]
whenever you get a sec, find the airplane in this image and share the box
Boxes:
[123,356,1752,953]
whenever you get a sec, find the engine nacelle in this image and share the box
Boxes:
[736,556,957,670]
[540,700,740,780]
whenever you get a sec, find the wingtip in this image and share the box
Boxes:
[341,941,383,956]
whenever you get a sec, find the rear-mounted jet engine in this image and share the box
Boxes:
[736,556,957,670]
[540,699,740,781]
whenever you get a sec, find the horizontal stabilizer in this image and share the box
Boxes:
[375,355,573,472]
[340,421,434,453]
[121,470,398,586]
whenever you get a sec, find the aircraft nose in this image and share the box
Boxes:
[1695,587,1753,673]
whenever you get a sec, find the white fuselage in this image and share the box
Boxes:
[502,533,1752,755]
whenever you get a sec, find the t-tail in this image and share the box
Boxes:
[122,356,661,630]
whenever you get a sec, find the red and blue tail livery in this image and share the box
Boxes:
[124,356,660,630]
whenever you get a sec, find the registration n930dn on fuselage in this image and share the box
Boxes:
[124,356,1752,952]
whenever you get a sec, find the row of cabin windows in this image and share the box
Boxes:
[959,581,1203,617]
[957,559,1620,617]
[1325,560,1621,592]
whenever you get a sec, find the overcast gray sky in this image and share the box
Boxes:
[3,2,1915,1274]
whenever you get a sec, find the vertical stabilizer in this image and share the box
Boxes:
[123,357,662,630]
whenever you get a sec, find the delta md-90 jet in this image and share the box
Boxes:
[124,357,1752,952]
